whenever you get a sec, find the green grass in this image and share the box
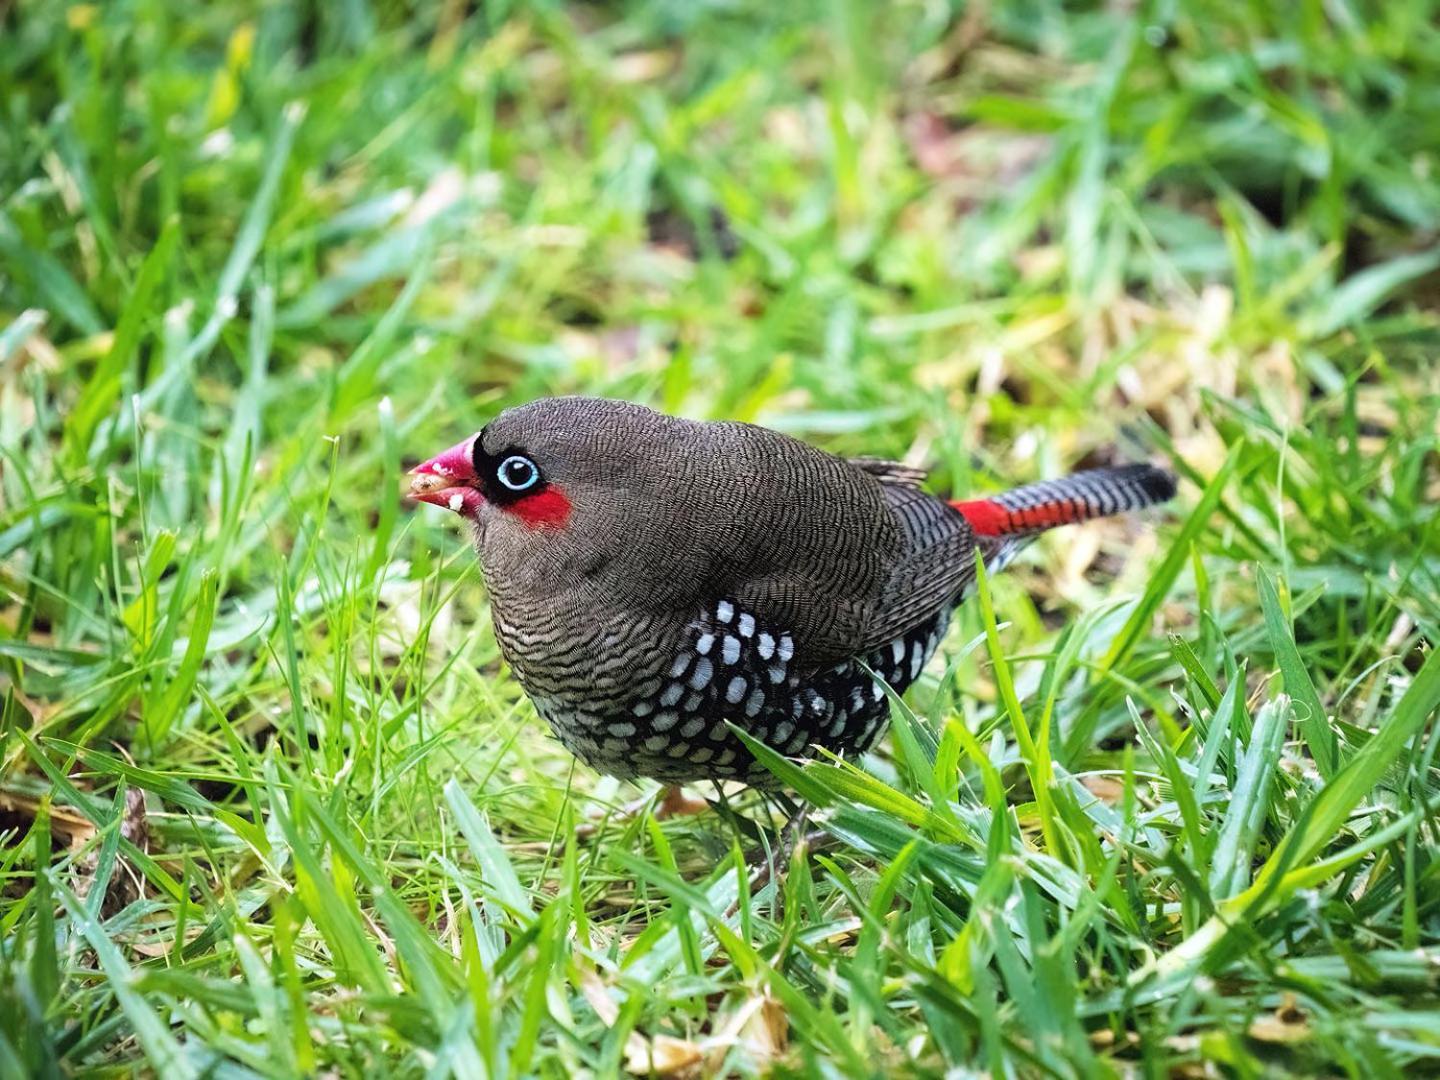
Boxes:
[3,0,1440,1075]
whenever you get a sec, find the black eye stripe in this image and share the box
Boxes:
[471,433,548,505]
[469,428,489,476]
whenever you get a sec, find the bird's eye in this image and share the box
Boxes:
[497,454,540,492]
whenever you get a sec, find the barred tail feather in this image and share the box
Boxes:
[952,464,1176,539]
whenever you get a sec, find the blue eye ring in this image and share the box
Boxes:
[497,454,540,492]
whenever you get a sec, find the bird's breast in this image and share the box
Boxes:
[488,587,683,707]
[493,589,952,785]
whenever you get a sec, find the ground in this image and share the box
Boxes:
[2,1,1440,1076]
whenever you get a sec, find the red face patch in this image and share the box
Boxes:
[505,486,572,529]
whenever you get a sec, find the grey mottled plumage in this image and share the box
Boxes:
[410,397,1175,784]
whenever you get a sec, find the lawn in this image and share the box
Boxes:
[3,1,1440,1075]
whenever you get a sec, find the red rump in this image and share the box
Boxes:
[952,497,1083,536]
[950,498,1011,536]
[508,486,573,529]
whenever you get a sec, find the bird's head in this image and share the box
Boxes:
[409,397,701,587]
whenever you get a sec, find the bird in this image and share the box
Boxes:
[409,396,1175,789]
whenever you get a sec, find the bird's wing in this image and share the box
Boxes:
[690,427,975,665]
[845,457,929,489]
[854,481,979,653]
[843,457,990,649]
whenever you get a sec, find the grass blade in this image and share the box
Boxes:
[1102,442,1241,673]
[445,779,534,923]
[54,879,198,1079]
[1258,567,1337,778]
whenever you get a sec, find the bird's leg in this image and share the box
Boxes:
[653,785,709,818]
[772,801,811,870]
[574,783,731,846]
[607,785,709,824]
[745,793,808,872]
[743,790,803,865]
[707,782,772,851]
[735,801,814,908]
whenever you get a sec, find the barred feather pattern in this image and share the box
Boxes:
[529,598,950,784]
[460,398,1174,785]
[954,464,1176,538]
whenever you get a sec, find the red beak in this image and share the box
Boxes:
[408,436,485,517]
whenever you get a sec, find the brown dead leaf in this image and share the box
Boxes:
[905,112,959,179]
[1080,775,1127,806]
[129,922,208,958]
[645,205,738,261]
[1248,994,1311,1044]
[700,991,790,1073]
[375,579,453,660]
[19,323,65,373]
[1089,1027,1139,1050]
[1385,612,1416,652]
[120,787,149,850]
[0,789,97,847]
[612,49,678,83]
[738,993,787,1063]
[1058,527,1103,594]
[578,966,621,1027]
[902,113,1052,198]
[1167,1065,1210,1080]
[624,1033,703,1077]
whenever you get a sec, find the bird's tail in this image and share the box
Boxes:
[952,463,1176,570]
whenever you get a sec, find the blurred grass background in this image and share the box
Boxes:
[2,0,1439,1075]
